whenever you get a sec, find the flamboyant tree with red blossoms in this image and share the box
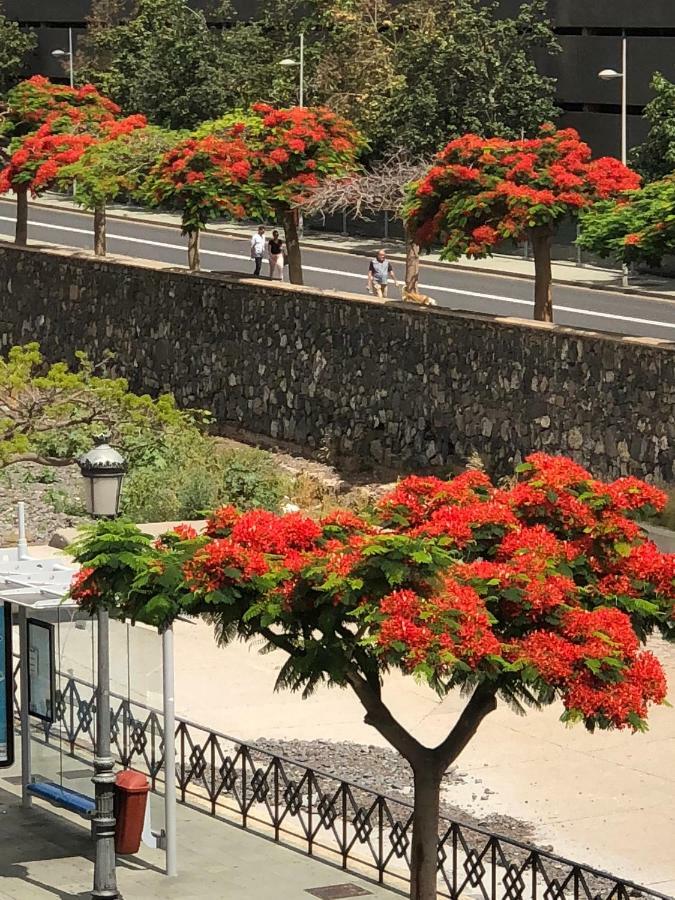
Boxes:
[195,105,364,283]
[0,76,124,244]
[404,125,641,321]
[55,114,152,256]
[244,103,364,284]
[71,454,674,900]
[143,133,265,271]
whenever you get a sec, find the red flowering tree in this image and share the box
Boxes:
[404,126,641,321]
[244,104,364,284]
[0,76,122,244]
[577,175,675,268]
[57,115,155,256]
[71,454,674,900]
[143,133,265,271]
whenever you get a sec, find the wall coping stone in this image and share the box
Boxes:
[4,239,673,353]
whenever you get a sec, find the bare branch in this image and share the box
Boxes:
[3,453,75,468]
[297,149,428,221]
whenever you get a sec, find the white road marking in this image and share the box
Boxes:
[1,213,674,333]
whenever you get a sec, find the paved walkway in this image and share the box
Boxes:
[31,192,675,300]
[0,750,398,900]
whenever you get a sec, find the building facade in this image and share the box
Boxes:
[5,0,675,156]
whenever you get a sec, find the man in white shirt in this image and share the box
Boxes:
[250,226,267,277]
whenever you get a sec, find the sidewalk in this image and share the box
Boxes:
[0,746,398,900]
[30,193,675,302]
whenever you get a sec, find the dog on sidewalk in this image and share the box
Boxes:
[402,288,437,306]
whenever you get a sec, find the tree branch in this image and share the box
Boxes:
[432,682,498,767]
[345,667,425,763]
[3,453,75,468]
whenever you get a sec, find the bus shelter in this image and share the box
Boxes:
[0,523,177,896]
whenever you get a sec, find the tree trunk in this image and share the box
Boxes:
[530,225,554,322]
[282,207,303,285]
[404,224,420,295]
[410,763,442,900]
[94,204,106,257]
[187,230,200,272]
[345,671,498,900]
[15,186,28,246]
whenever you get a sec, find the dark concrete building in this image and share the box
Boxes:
[498,0,675,156]
[6,0,675,156]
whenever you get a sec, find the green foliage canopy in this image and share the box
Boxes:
[578,175,675,267]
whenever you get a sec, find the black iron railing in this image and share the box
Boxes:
[12,660,671,900]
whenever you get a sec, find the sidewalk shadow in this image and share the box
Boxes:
[0,864,89,900]
[0,786,164,896]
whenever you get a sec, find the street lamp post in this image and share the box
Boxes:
[598,31,628,285]
[77,436,127,900]
[279,32,305,108]
[51,27,75,89]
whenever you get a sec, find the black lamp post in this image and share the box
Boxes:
[77,436,126,900]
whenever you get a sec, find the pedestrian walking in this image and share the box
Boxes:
[367,249,398,299]
[250,226,267,277]
[268,230,285,281]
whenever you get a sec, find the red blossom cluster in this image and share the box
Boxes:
[148,134,259,229]
[69,566,101,614]
[0,76,148,198]
[183,537,270,592]
[405,125,641,259]
[4,76,120,131]
[0,128,95,194]
[248,104,363,207]
[73,453,674,734]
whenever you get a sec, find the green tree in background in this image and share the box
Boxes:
[630,73,675,182]
[0,4,36,94]
[578,176,675,268]
[383,0,559,158]
[77,0,287,129]
[77,0,559,156]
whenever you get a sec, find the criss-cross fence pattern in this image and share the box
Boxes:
[12,660,670,900]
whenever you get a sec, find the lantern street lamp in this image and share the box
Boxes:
[77,436,126,900]
[78,435,126,519]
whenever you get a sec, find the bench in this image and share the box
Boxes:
[26,780,96,818]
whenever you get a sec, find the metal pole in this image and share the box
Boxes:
[92,609,119,900]
[17,502,28,561]
[621,32,628,288]
[299,32,304,108]
[162,626,177,877]
[620,33,627,166]
[18,606,32,809]
[68,27,74,89]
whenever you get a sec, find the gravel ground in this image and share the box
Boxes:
[252,737,537,846]
[0,462,87,546]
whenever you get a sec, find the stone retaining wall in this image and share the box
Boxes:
[0,242,673,481]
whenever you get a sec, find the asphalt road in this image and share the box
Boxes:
[1,199,675,341]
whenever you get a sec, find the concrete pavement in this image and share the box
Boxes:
[0,759,398,899]
[2,195,675,340]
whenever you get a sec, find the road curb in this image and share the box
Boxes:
[31,197,675,304]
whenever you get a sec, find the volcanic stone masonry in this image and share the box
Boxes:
[0,243,673,482]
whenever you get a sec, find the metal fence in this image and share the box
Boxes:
[12,660,671,900]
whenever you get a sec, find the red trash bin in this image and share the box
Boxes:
[114,769,150,855]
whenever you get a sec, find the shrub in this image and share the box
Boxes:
[120,438,291,523]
